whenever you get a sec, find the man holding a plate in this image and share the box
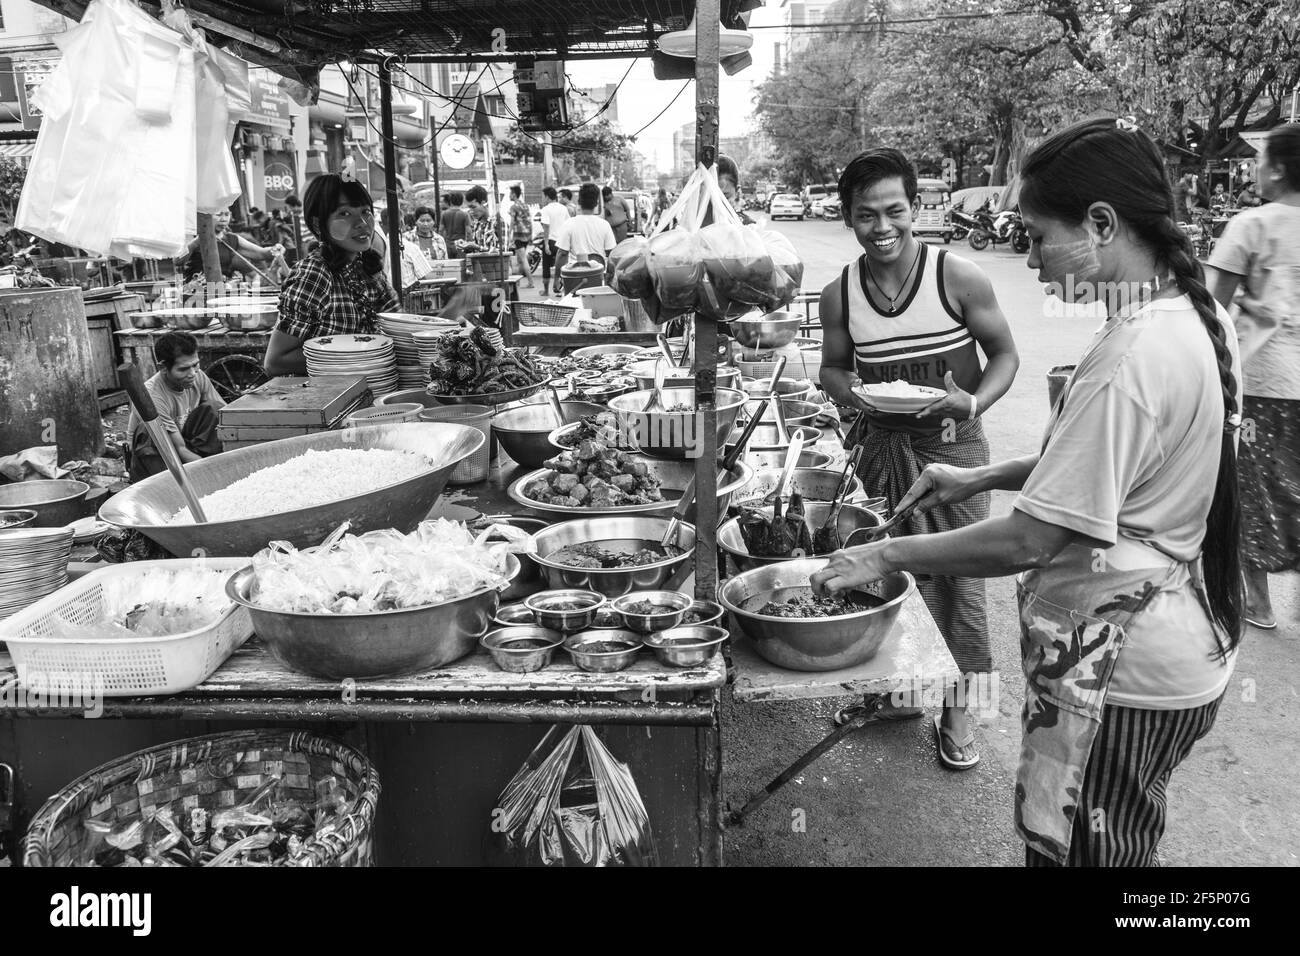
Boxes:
[820,148,1021,771]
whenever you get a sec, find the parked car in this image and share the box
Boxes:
[768,193,804,221]
[800,184,827,218]
[821,197,842,221]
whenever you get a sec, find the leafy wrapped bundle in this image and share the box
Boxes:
[765,491,801,558]
[786,490,815,556]
[737,507,773,555]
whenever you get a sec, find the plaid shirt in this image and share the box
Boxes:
[276,250,398,340]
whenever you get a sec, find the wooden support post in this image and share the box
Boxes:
[196,212,223,295]
[378,58,405,308]
[693,0,721,604]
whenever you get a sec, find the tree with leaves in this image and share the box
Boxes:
[0,158,27,227]
[1030,0,1300,160]
[499,118,633,183]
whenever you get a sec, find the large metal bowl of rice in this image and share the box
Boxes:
[99,423,484,558]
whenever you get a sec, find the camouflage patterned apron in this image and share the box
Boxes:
[1014,538,1214,863]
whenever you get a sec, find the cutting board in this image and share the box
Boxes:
[219,375,370,427]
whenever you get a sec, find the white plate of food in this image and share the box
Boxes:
[852,380,945,413]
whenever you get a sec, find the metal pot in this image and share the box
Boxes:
[730,311,802,350]
[492,402,608,468]
[0,479,89,528]
[529,516,696,598]
[718,559,915,671]
[225,556,517,679]
[642,625,728,667]
[718,502,884,574]
[732,467,866,509]
[606,386,748,460]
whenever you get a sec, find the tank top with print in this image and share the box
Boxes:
[842,243,983,436]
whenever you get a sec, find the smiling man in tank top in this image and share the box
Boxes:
[820,148,1021,770]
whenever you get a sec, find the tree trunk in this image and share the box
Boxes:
[988,106,1014,186]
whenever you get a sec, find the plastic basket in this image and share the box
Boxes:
[0,559,253,696]
[23,730,380,867]
[344,402,423,425]
[511,301,576,328]
[418,404,492,483]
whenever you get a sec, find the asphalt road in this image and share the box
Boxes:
[720,214,1300,867]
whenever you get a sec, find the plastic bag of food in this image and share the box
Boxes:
[607,235,652,299]
[758,229,804,310]
[697,221,774,310]
[647,228,702,318]
[486,724,658,867]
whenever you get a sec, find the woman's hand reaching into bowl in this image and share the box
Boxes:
[810,540,892,598]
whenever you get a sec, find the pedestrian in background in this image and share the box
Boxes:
[539,185,570,296]
[560,187,578,218]
[1207,122,1300,629]
[509,184,534,288]
[601,185,632,243]
[441,192,469,250]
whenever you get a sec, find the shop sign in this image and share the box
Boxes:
[263,154,297,201]
[15,57,58,131]
[249,77,292,129]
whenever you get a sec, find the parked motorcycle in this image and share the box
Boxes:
[949,209,976,243]
[964,208,1030,253]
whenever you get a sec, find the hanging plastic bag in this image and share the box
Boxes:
[606,236,652,299]
[486,725,658,867]
[647,229,703,320]
[697,221,774,316]
[758,229,803,311]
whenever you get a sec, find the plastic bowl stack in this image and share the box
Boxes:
[379,313,459,389]
[304,333,398,397]
[0,526,74,620]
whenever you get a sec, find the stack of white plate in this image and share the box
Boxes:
[0,526,74,620]
[378,313,458,389]
[412,329,449,381]
[304,333,399,396]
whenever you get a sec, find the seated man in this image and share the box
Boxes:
[126,331,225,483]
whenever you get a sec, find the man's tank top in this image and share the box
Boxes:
[842,243,983,435]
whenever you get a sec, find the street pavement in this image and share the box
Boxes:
[718,215,1299,867]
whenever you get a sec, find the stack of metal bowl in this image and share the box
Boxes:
[628,361,741,392]
[739,376,816,403]
[735,398,823,430]
[529,516,695,598]
[718,559,915,671]
[718,502,884,574]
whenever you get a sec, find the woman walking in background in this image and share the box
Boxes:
[1207,123,1300,629]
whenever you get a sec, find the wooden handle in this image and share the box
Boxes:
[117,362,158,423]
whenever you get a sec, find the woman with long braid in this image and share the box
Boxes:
[812,118,1243,866]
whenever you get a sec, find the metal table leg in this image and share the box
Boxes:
[725,693,888,828]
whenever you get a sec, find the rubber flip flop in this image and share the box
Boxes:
[933,715,980,771]
[1245,615,1278,630]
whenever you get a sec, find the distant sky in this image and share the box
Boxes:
[566,1,782,173]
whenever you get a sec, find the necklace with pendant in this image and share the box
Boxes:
[865,243,922,313]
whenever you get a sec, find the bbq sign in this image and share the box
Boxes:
[264,159,296,201]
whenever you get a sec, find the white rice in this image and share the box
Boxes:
[168,448,430,524]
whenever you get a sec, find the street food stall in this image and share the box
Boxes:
[0,0,957,868]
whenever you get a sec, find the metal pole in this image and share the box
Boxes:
[694,0,721,604]
[378,57,406,307]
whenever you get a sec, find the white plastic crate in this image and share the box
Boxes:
[0,559,253,696]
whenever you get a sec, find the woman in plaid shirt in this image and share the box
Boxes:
[264,175,398,376]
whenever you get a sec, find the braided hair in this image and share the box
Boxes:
[301,174,385,277]
[1020,118,1243,656]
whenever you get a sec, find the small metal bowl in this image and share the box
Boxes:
[681,599,724,628]
[592,606,623,629]
[481,627,563,673]
[493,602,536,628]
[0,509,38,530]
[564,629,643,672]
[643,625,728,667]
[610,590,692,634]
[524,589,606,632]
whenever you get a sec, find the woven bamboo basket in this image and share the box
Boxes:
[23,730,380,867]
